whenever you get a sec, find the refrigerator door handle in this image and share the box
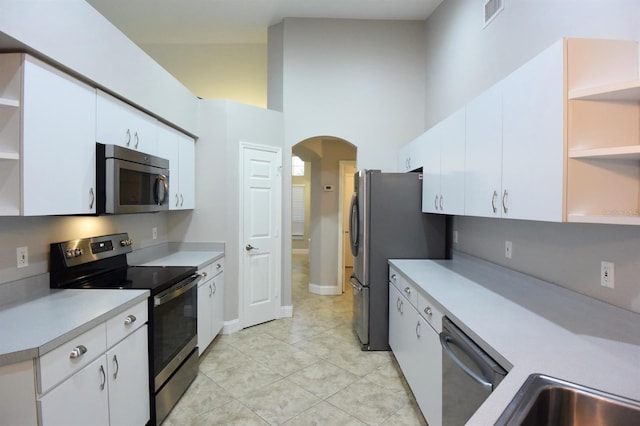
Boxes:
[349,193,359,256]
[349,276,363,291]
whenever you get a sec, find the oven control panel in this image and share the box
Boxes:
[51,233,133,268]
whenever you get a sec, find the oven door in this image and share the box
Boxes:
[152,274,200,391]
[105,157,169,214]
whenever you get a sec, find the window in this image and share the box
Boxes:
[292,185,305,237]
[292,156,305,176]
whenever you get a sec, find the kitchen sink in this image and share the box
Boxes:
[495,374,640,425]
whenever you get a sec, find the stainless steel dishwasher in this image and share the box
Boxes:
[441,317,507,426]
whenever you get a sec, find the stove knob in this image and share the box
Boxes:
[65,250,74,258]
[120,239,132,247]
[74,248,83,257]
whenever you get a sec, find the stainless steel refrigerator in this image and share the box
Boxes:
[349,169,447,351]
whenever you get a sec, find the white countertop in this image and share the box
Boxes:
[135,250,223,269]
[0,289,149,366]
[389,255,640,425]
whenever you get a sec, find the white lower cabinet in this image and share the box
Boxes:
[198,259,225,355]
[389,268,442,426]
[37,301,149,426]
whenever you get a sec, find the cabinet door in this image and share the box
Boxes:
[177,133,195,210]
[439,108,466,215]
[96,90,157,154]
[388,284,412,370]
[211,270,224,337]
[421,127,441,213]
[465,83,503,218]
[156,124,181,209]
[413,314,442,426]
[39,355,109,426]
[22,56,96,215]
[106,325,150,426]
[502,40,565,222]
[197,279,213,355]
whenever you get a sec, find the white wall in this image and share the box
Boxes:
[275,18,427,171]
[423,0,640,313]
[169,100,285,321]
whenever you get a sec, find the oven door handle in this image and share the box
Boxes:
[154,273,201,307]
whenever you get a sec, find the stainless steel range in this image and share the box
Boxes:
[50,233,201,425]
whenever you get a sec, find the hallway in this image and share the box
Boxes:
[163,254,425,425]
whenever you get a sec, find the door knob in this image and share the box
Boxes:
[245,244,259,251]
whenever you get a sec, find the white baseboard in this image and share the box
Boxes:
[278,305,293,318]
[222,318,242,335]
[292,248,309,255]
[309,282,342,296]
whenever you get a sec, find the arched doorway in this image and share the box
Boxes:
[291,136,357,296]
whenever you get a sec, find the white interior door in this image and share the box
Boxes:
[241,144,282,328]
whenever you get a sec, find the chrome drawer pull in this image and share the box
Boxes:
[424,307,433,317]
[416,321,421,338]
[391,273,396,281]
[200,271,208,278]
[216,263,222,270]
[69,345,87,359]
[113,355,119,379]
[124,314,137,325]
[404,287,411,295]
[99,365,106,390]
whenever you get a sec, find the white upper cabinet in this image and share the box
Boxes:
[96,90,157,154]
[422,107,466,215]
[156,123,195,210]
[398,133,426,172]
[465,83,503,218]
[501,39,565,222]
[20,55,97,215]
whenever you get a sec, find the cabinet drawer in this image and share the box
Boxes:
[199,258,224,281]
[418,291,443,333]
[389,268,418,308]
[38,323,107,394]
[106,300,148,348]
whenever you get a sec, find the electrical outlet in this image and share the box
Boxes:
[453,231,458,244]
[505,241,512,259]
[17,246,28,268]
[152,227,158,240]
[601,261,615,288]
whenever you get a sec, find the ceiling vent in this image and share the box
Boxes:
[484,0,504,27]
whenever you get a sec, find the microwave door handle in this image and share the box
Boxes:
[154,174,169,206]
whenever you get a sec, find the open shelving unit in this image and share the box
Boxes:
[565,39,640,226]
[0,54,23,216]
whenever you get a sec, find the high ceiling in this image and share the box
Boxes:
[85,0,443,45]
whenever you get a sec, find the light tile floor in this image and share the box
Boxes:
[163,254,426,425]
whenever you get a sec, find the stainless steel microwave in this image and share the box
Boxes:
[96,143,170,214]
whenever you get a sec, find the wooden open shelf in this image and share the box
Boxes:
[569,145,640,159]
[569,79,640,102]
[568,214,640,226]
[0,152,19,160]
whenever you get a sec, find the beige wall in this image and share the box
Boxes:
[141,43,267,108]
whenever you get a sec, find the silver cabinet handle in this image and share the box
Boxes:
[502,190,509,214]
[134,131,139,149]
[439,195,444,211]
[209,283,213,297]
[399,300,403,315]
[175,193,179,207]
[212,282,217,295]
[99,365,106,390]
[491,190,498,213]
[416,321,421,338]
[404,287,411,296]
[216,263,222,271]
[69,345,87,359]
[112,354,119,379]
[89,187,95,209]
[125,129,131,146]
[396,297,401,311]
[245,244,258,251]
[391,273,396,281]
[200,271,208,278]
[434,195,438,210]
[424,306,433,317]
[124,314,136,325]
[180,194,184,206]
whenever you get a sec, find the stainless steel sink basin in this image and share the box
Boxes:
[496,374,640,425]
